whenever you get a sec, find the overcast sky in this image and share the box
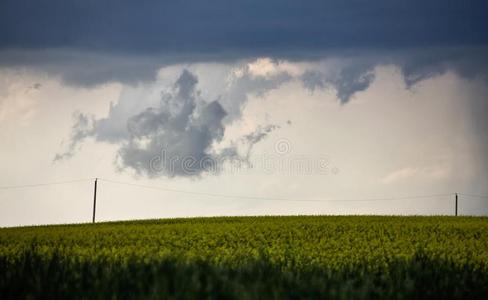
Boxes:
[1,1,487,227]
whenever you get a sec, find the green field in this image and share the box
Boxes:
[1,216,488,299]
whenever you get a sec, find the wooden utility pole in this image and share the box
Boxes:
[455,193,458,217]
[92,178,98,223]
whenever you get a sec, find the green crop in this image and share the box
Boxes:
[1,216,487,299]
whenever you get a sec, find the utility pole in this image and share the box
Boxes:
[455,193,458,217]
[92,178,98,223]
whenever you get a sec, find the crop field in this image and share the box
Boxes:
[1,216,488,299]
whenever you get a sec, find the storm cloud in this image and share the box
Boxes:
[1,0,487,54]
[299,47,488,103]
[301,63,376,104]
[118,70,229,177]
[55,69,281,177]
[0,1,487,89]
[5,1,488,179]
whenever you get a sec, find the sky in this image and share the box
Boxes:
[1,1,488,227]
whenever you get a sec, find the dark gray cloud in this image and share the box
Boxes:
[332,66,375,104]
[55,69,281,177]
[118,70,228,177]
[54,112,95,161]
[1,0,487,89]
[301,64,376,104]
[1,1,487,55]
[397,47,488,88]
[300,47,488,103]
[301,71,327,92]
[0,49,162,87]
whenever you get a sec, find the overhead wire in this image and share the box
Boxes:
[0,178,93,191]
[1,177,484,204]
[99,178,454,203]
[458,193,488,199]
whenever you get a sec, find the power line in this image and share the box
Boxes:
[99,178,454,203]
[0,179,93,191]
[1,177,482,204]
[458,193,488,199]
